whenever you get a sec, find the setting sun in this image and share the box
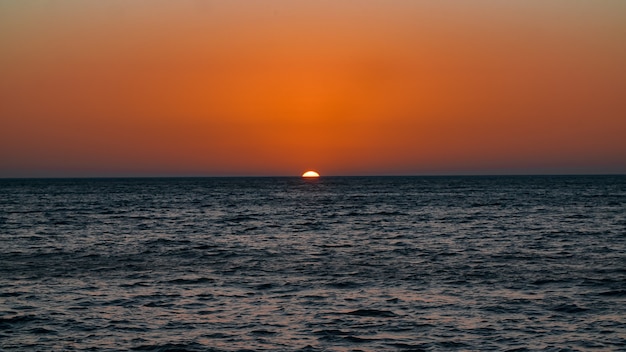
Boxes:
[302,171,320,178]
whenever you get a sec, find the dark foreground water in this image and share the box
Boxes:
[1,176,625,351]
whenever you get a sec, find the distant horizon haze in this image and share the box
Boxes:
[1,172,625,180]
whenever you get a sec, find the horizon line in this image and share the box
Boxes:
[1,173,624,180]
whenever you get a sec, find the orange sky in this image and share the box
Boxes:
[1,1,625,177]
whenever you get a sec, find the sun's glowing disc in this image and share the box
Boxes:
[302,171,320,178]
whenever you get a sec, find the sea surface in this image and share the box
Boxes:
[1,176,625,351]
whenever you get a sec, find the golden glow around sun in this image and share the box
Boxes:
[302,171,320,178]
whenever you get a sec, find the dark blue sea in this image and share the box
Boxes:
[1,176,625,351]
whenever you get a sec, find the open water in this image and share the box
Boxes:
[1,176,625,351]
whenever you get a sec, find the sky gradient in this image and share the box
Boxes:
[1,1,625,177]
